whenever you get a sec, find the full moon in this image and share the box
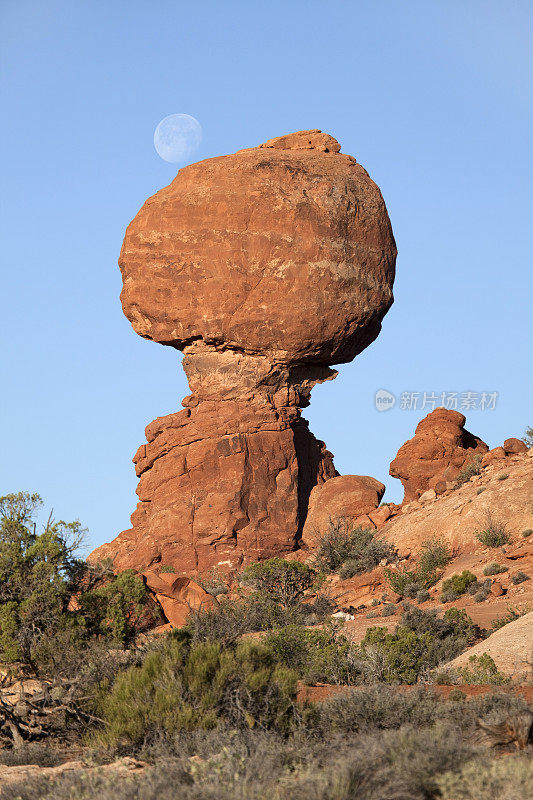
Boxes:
[153,114,202,163]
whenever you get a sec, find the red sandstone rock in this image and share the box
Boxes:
[368,503,394,528]
[90,131,396,575]
[482,447,507,467]
[389,409,488,503]
[504,438,528,455]
[119,130,396,366]
[301,475,385,547]
[143,570,216,627]
[490,581,504,597]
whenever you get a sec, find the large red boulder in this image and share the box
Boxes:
[143,570,216,627]
[301,475,385,548]
[90,131,396,574]
[119,128,396,366]
[389,408,488,503]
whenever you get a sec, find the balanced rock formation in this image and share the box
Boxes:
[390,408,488,503]
[91,130,396,574]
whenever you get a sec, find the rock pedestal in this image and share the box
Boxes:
[90,130,396,574]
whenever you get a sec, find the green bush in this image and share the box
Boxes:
[78,563,157,647]
[384,538,451,598]
[440,570,477,602]
[483,562,508,576]
[0,492,158,673]
[456,654,509,685]
[314,519,394,576]
[384,566,419,596]
[241,558,315,608]
[359,606,478,684]
[95,632,298,746]
[264,624,360,685]
[417,537,452,578]
[522,425,533,448]
[475,511,510,548]
[0,492,87,668]
[187,594,308,647]
[454,455,482,488]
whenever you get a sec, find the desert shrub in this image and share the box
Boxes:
[315,684,442,734]
[0,493,157,673]
[483,562,508,576]
[403,581,422,599]
[187,594,308,647]
[264,624,360,685]
[95,632,298,746]
[454,455,482,488]
[0,724,480,800]
[196,567,229,596]
[326,723,477,800]
[475,511,510,548]
[382,602,396,616]
[522,528,533,537]
[384,565,419,595]
[0,743,62,767]
[314,519,394,576]
[384,539,450,598]
[417,537,452,578]
[359,606,478,684]
[497,472,509,481]
[241,558,315,608]
[440,570,477,602]
[0,492,87,668]
[78,566,157,647]
[456,653,509,685]
[491,606,529,631]
[360,626,441,684]
[522,425,533,448]
[159,564,176,573]
[416,589,430,603]
[437,753,533,800]
[511,570,529,585]
[474,589,489,602]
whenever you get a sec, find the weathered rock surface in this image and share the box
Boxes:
[301,475,385,547]
[389,408,488,503]
[91,131,396,576]
[119,129,396,366]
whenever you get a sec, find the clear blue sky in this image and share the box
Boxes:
[1,1,531,551]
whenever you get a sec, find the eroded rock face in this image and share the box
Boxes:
[389,408,488,503]
[91,131,396,575]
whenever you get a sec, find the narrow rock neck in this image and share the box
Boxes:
[181,343,337,410]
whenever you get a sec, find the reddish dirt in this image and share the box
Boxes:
[297,683,533,704]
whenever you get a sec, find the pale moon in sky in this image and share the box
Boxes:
[153,113,202,163]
